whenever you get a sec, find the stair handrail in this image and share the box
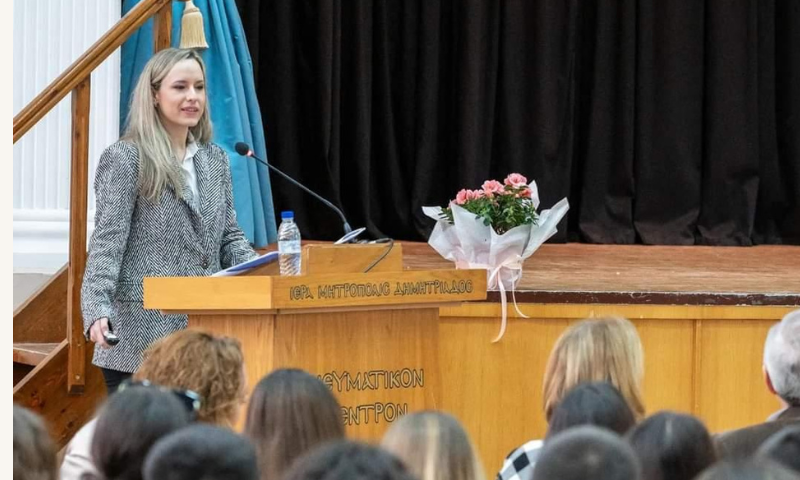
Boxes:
[13,0,174,394]
[13,0,172,143]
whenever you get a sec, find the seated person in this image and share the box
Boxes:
[498,381,636,479]
[627,411,716,480]
[696,458,800,480]
[532,426,641,480]
[245,368,345,480]
[498,317,645,480]
[757,426,800,474]
[144,424,259,480]
[61,330,246,479]
[382,410,486,480]
[715,310,800,458]
[14,405,58,480]
[89,385,193,480]
[283,440,418,480]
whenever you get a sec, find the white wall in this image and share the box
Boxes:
[13,0,122,273]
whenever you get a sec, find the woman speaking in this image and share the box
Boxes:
[81,48,257,393]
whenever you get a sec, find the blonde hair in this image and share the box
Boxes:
[123,48,212,201]
[134,330,245,428]
[381,411,485,480]
[543,316,645,420]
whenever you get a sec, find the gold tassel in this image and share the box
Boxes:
[179,0,208,49]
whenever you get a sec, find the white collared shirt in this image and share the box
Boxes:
[181,139,200,207]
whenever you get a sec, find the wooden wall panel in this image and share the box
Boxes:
[696,319,782,433]
[272,308,442,442]
[439,316,569,474]
[632,319,695,415]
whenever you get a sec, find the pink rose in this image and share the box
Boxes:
[516,187,532,198]
[504,173,528,188]
[454,189,469,205]
[482,180,504,197]
[468,189,485,200]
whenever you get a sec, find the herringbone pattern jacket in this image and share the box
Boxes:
[81,140,257,372]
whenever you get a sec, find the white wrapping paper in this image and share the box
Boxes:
[423,181,569,341]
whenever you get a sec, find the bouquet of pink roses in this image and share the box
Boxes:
[423,173,569,341]
[439,173,539,234]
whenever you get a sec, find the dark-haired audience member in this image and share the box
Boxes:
[244,368,345,480]
[532,426,641,480]
[498,317,645,480]
[497,382,636,480]
[758,426,800,474]
[546,382,636,439]
[13,405,57,480]
[283,440,419,480]
[382,410,485,480]
[61,330,246,479]
[716,310,800,458]
[143,424,259,480]
[627,411,716,480]
[696,459,800,480]
[88,386,193,480]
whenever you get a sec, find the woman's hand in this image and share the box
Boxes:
[89,317,111,349]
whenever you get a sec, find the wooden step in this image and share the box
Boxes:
[13,343,60,366]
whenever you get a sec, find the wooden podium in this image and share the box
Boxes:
[143,244,487,440]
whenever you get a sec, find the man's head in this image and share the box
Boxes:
[533,426,641,480]
[764,310,800,407]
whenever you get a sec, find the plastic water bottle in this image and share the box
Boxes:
[278,211,302,276]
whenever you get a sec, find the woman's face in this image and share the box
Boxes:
[154,59,206,136]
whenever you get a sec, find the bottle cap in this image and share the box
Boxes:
[281,211,294,220]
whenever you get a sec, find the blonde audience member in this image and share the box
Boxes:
[60,330,246,480]
[13,405,57,480]
[382,410,485,480]
[498,316,645,480]
[244,368,345,480]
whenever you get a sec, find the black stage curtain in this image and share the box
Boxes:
[235,0,799,245]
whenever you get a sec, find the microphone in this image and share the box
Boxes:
[235,142,352,235]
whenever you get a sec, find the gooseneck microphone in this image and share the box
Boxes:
[234,142,352,235]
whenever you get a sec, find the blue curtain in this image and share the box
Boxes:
[120,0,277,247]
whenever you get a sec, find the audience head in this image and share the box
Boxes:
[245,368,344,480]
[543,316,645,420]
[283,440,418,480]
[758,426,800,474]
[696,459,800,480]
[13,405,57,480]
[381,410,485,480]
[763,310,800,407]
[533,426,641,480]
[626,411,716,480]
[134,330,246,427]
[546,382,636,439]
[91,385,193,480]
[143,424,259,480]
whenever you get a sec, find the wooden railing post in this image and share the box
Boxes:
[153,2,172,52]
[67,76,91,394]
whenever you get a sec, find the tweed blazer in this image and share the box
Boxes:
[81,140,257,372]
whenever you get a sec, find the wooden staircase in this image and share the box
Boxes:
[13,0,175,449]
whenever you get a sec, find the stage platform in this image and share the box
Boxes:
[398,242,799,474]
[254,241,798,474]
